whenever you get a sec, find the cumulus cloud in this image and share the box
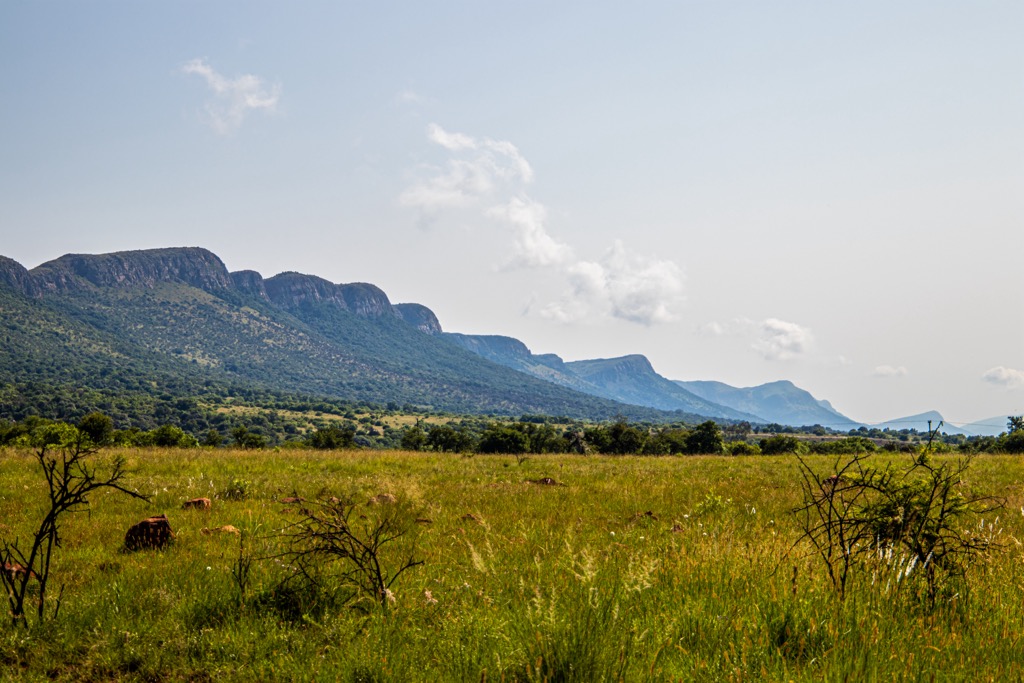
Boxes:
[402,124,685,325]
[487,197,572,268]
[752,318,814,361]
[982,366,1024,388]
[181,58,280,134]
[873,365,909,378]
[400,124,534,214]
[539,241,685,325]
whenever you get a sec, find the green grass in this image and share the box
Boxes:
[1,448,1023,681]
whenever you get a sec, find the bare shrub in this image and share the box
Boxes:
[0,422,147,626]
[274,496,423,613]
[794,453,1003,606]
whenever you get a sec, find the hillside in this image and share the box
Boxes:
[0,247,676,425]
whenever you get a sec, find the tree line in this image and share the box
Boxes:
[2,413,1021,455]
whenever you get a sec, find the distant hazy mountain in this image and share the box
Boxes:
[955,416,1014,437]
[675,380,861,429]
[445,332,762,421]
[871,411,968,436]
[443,334,601,395]
[563,356,763,421]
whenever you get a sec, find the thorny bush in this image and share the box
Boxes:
[273,495,423,614]
[794,453,1003,607]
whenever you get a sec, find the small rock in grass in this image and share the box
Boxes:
[124,514,175,551]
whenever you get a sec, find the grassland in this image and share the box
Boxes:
[1,447,1023,681]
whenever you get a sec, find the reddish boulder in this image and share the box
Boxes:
[124,514,175,551]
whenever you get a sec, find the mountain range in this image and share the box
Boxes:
[0,246,1001,434]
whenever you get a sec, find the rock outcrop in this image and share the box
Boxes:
[0,256,39,297]
[265,272,399,319]
[230,270,270,301]
[395,303,443,335]
[31,247,233,294]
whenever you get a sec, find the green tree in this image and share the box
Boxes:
[1004,418,1024,454]
[685,421,724,454]
[760,434,802,455]
[476,425,530,454]
[148,424,198,448]
[400,424,427,451]
[604,421,646,455]
[426,424,473,453]
[307,425,356,450]
[201,429,224,448]
[77,412,114,446]
[231,426,266,449]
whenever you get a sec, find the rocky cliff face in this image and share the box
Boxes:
[230,270,270,301]
[265,272,398,319]
[338,283,400,318]
[567,354,657,383]
[445,334,535,365]
[394,303,443,334]
[265,272,350,311]
[30,247,233,293]
[0,256,39,297]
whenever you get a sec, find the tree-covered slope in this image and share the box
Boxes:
[0,247,670,422]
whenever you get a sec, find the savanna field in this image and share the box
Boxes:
[2,447,1024,682]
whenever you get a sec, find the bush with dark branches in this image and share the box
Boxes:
[794,453,1003,607]
[1,421,148,627]
[274,496,423,613]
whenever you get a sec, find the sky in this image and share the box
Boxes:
[1,1,1021,427]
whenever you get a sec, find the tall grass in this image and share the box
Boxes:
[0,448,1022,681]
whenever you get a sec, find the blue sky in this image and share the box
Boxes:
[1,1,1021,425]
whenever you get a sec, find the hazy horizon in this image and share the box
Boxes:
[2,2,1021,425]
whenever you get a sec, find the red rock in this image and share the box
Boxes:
[124,514,175,551]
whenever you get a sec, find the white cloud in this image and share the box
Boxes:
[982,366,1024,388]
[181,58,280,134]
[487,197,572,268]
[400,124,534,214]
[539,241,685,325]
[402,124,685,326]
[427,123,479,152]
[752,318,814,360]
[873,365,909,378]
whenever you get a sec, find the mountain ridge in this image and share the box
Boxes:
[0,247,688,422]
[1,246,985,431]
